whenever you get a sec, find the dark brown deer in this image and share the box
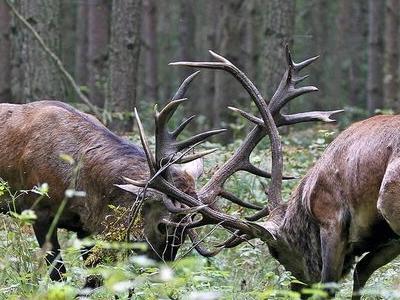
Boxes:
[128,47,400,299]
[0,73,225,284]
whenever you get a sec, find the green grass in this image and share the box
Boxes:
[1,126,400,299]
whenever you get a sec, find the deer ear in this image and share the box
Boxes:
[251,220,279,241]
[116,184,141,194]
[179,158,204,180]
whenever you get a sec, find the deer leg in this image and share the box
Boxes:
[352,240,400,300]
[377,160,400,235]
[33,221,66,281]
[77,230,92,261]
[320,223,348,297]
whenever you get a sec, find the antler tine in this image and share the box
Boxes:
[175,129,227,151]
[155,72,226,167]
[267,45,343,130]
[220,190,262,210]
[172,70,201,100]
[228,106,264,127]
[176,148,218,164]
[277,109,345,126]
[269,45,319,114]
[289,51,320,73]
[171,50,266,108]
[134,108,157,174]
[162,196,207,215]
[155,98,188,132]
[172,115,197,138]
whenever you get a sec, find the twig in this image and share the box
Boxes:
[6,0,101,119]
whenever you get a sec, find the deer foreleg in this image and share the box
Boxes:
[77,230,92,261]
[33,220,66,281]
[320,224,348,297]
[377,159,400,235]
[352,240,400,300]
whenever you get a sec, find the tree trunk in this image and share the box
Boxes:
[156,1,179,103]
[87,0,110,108]
[60,1,75,76]
[367,0,384,114]
[108,0,142,132]
[337,0,368,107]
[213,0,248,141]
[262,0,295,99]
[178,0,196,76]
[177,0,199,120]
[10,0,65,102]
[75,1,88,87]
[196,0,217,124]
[142,0,158,101]
[384,0,399,110]
[60,1,76,100]
[0,0,11,102]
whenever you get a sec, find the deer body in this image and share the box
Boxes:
[0,100,194,280]
[267,115,400,296]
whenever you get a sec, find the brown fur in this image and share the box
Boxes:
[0,101,195,280]
[264,115,400,297]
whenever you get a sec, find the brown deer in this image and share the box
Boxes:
[0,73,224,284]
[128,47,400,299]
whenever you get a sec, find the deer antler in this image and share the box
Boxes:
[129,47,342,253]
[127,72,273,254]
[170,51,284,214]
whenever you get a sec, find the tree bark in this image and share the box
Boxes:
[87,0,110,108]
[156,1,179,103]
[60,1,75,77]
[367,0,384,114]
[108,0,142,132]
[142,0,158,101]
[178,0,196,76]
[384,0,399,110]
[212,0,248,141]
[0,0,11,102]
[75,0,88,87]
[337,0,368,107]
[10,0,65,101]
[262,0,295,99]
[196,0,217,123]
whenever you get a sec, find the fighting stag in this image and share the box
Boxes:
[0,72,223,285]
[128,47,400,299]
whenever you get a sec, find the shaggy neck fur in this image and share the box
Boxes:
[280,180,322,283]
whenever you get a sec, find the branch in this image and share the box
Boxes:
[6,0,101,119]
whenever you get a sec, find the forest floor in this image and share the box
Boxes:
[0,125,399,299]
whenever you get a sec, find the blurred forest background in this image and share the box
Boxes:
[1,1,400,298]
[0,0,398,136]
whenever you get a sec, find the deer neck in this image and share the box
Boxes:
[273,183,323,283]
